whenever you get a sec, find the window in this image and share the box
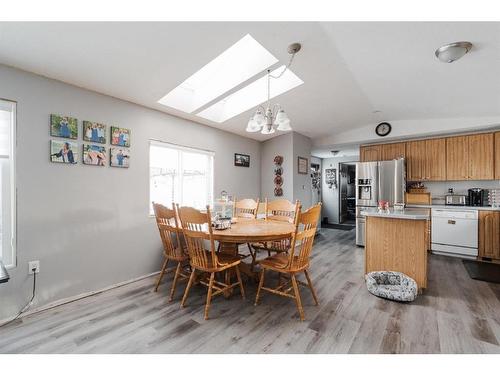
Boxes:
[149,141,214,214]
[0,99,16,268]
[157,34,278,114]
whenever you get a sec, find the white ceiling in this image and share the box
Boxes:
[0,22,499,143]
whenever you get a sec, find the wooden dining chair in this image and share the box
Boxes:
[254,203,322,321]
[177,205,245,320]
[152,202,190,301]
[233,197,259,219]
[251,198,301,257]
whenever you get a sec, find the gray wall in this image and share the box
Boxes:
[260,132,313,209]
[321,156,359,224]
[292,132,312,209]
[260,132,293,202]
[0,64,261,320]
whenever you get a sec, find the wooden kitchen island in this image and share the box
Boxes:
[361,208,430,289]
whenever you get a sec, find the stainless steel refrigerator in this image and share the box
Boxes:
[355,159,406,246]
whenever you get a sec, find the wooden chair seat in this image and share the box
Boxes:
[259,253,309,273]
[251,240,291,254]
[195,251,241,272]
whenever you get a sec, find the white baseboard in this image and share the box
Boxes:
[0,271,160,326]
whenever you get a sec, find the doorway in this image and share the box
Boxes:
[338,162,356,224]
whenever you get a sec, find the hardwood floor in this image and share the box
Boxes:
[1,228,500,354]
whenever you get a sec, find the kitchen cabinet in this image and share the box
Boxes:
[406,139,446,181]
[478,211,500,260]
[496,132,500,180]
[446,136,469,180]
[447,134,494,180]
[406,140,426,180]
[468,133,494,180]
[360,145,381,162]
[426,138,447,180]
[381,142,406,161]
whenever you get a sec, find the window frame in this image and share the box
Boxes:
[0,99,17,269]
[148,139,214,216]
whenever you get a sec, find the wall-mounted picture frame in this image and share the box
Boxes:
[50,114,78,139]
[83,121,107,144]
[234,153,250,167]
[110,126,130,147]
[83,144,106,166]
[298,156,308,174]
[110,147,130,168]
[50,140,78,164]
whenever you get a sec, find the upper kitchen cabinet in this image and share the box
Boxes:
[447,133,494,180]
[446,136,469,180]
[381,142,406,161]
[406,139,445,181]
[406,140,426,180]
[360,145,381,162]
[495,132,500,180]
[426,138,446,181]
[468,133,494,180]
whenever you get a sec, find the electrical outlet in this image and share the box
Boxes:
[28,261,40,274]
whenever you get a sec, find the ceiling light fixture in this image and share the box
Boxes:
[435,41,473,63]
[246,43,301,135]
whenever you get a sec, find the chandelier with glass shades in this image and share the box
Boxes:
[246,43,301,135]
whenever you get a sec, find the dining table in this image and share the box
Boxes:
[212,218,296,280]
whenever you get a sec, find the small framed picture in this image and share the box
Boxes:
[110,147,130,168]
[50,140,78,164]
[50,114,78,139]
[83,121,107,144]
[110,126,130,147]
[234,153,250,167]
[298,156,308,174]
[83,144,107,166]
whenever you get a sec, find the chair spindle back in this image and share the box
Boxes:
[289,203,322,269]
[265,198,300,224]
[177,205,217,269]
[233,197,260,219]
[153,202,182,258]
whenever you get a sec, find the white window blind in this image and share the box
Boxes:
[149,140,214,214]
[0,100,16,268]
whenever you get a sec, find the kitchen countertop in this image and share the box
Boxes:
[407,204,500,211]
[360,207,430,220]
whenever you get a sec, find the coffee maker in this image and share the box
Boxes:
[468,188,485,206]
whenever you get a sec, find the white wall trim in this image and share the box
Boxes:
[0,271,160,326]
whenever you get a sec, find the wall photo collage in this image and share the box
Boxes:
[49,114,130,168]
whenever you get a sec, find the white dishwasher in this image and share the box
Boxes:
[431,208,478,258]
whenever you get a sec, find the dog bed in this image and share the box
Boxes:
[365,271,418,302]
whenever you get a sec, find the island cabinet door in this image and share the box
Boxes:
[446,136,469,180]
[468,133,494,180]
[479,211,500,260]
[406,140,426,181]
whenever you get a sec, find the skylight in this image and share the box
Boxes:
[157,34,278,113]
[197,66,304,123]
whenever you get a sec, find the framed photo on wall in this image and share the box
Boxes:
[50,114,78,139]
[234,153,250,167]
[298,156,308,174]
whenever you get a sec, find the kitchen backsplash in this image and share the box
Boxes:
[422,180,500,204]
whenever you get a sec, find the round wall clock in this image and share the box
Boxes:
[375,122,392,137]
